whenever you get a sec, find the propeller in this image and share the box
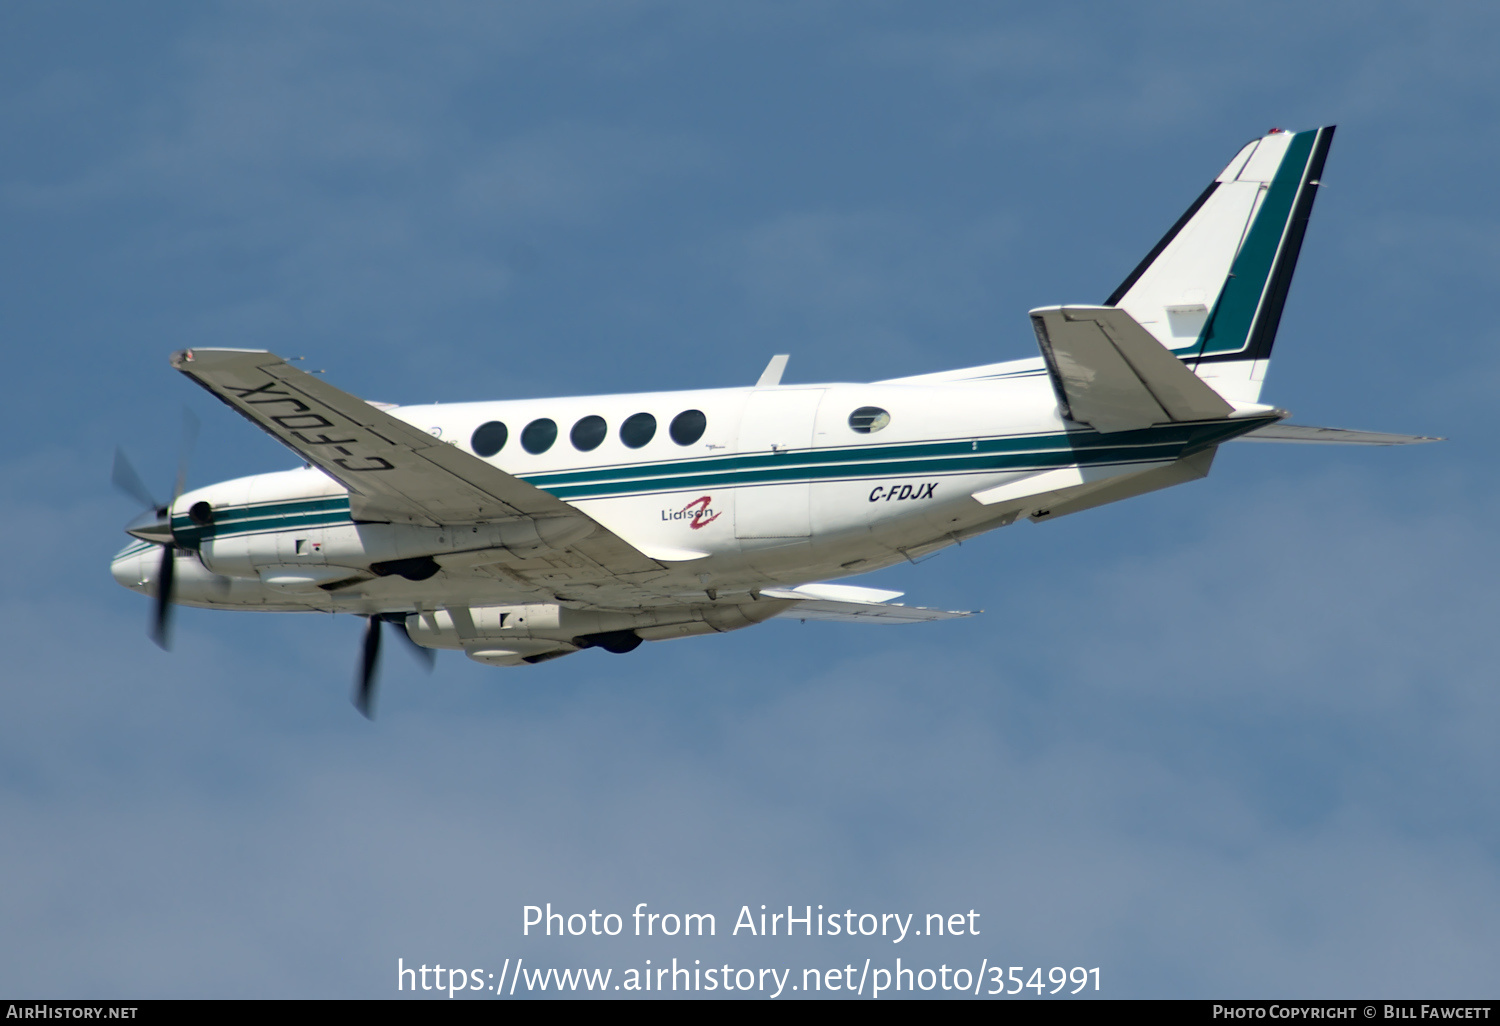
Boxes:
[150,542,176,649]
[110,447,161,512]
[112,410,200,650]
[114,412,441,711]
[353,614,436,719]
[355,616,381,718]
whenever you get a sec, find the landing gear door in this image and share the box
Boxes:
[734,388,825,540]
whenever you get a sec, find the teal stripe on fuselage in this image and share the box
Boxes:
[524,419,1236,494]
[538,438,1184,499]
[173,506,351,547]
[205,496,350,525]
[171,495,355,545]
[168,419,1264,544]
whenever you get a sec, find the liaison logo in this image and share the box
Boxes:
[662,495,722,529]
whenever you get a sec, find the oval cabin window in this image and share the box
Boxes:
[520,418,558,454]
[620,412,656,449]
[848,407,890,434]
[669,409,707,446]
[471,421,508,456]
[570,415,607,452]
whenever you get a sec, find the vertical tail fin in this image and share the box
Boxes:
[1106,126,1335,403]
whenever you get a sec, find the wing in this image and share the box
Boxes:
[170,348,666,594]
[1029,305,1235,433]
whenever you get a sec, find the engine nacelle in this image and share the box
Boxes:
[195,514,593,580]
[406,598,791,666]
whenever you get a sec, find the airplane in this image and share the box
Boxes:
[111,124,1437,716]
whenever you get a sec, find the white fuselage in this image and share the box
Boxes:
[111,358,1255,637]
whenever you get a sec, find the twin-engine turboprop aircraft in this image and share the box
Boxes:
[112,125,1436,715]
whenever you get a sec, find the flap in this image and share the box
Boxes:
[772,583,904,604]
[1029,306,1234,433]
[762,585,973,624]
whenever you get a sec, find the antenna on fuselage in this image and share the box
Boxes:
[756,354,790,388]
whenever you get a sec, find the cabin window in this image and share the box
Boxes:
[620,412,656,448]
[669,409,707,446]
[848,407,890,434]
[471,421,508,456]
[570,415,607,452]
[521,418,558,454]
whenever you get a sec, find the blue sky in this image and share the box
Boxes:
[3,1,1498,999]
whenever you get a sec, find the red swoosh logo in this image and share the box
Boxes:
[683,495,721,530]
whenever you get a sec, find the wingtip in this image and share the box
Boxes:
[170,347,276,371]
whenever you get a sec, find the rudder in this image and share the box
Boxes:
[1106,126,1335,404]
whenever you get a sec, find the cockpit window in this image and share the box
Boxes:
[570,415,607,452]
[620,412,656,448]
[669,409,707,446]
[471,421,508,456]
[521,418,558,454]
[848,407,890,434]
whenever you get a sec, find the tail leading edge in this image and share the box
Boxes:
[1106,126,1335,404]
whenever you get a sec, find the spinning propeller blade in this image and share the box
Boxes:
[353,616,434,719]
[150,544,176,650]
[354,616,382,719]
[392,617,436,672]
[174,409,199,504]
[114,410,198,651]
[111,448,162,513]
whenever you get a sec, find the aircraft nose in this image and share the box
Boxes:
[111,545,155,595]
[125,508,174,544]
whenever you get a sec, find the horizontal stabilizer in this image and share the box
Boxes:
[1233,423,1443,445]
[1030,306,1234,433]
[762,584,974,624]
